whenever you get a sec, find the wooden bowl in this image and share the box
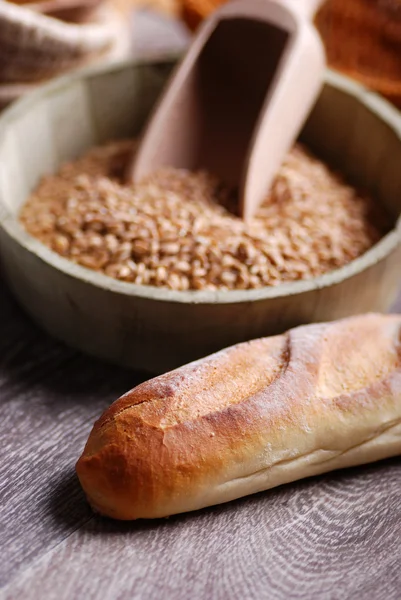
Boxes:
[0,59,401,374]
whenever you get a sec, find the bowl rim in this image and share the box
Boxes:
[1,58,401,306]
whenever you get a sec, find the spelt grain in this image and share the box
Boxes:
[19,139,391,292]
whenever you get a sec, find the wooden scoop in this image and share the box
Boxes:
[128,0,326,219]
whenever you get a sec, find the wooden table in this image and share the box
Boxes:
[2,267,401,600]
[1,10,401,600]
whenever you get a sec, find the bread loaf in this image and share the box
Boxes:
[76,313,401,520]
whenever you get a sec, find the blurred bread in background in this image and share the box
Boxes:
[316,0,401,108]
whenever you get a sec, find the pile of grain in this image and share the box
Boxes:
[20,139,390,291]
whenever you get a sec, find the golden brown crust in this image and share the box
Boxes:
[76,314,401,520]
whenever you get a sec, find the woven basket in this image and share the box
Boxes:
[0,1,128,84]
[180,0,401,108]
[0,0,132,110]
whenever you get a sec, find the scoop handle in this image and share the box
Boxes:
[278,0,326,19]
[302,0,326,17]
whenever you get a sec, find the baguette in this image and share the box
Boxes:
[76,313,401,520]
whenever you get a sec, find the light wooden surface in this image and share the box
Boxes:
[0,273,401,599]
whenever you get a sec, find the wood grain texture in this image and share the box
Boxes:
[0,277,141,587]
[0,10,401,600]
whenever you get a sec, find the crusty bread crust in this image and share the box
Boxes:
[76,314,401,520]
